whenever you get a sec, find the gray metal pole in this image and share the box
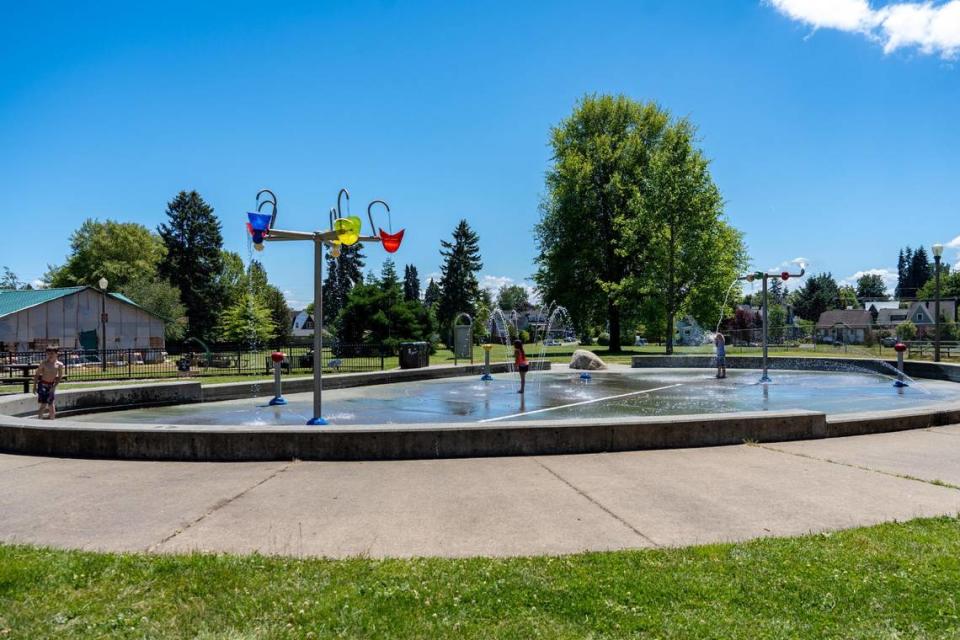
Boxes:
[760,276,770,383]
[308,237,327,425]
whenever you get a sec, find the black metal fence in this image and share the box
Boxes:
[0,343,389,384]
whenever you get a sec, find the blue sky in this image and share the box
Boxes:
[2,0,958,308]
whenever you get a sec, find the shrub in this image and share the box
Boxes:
[519,329,531,344]
[896,320,917,341]
[597,332,611,346]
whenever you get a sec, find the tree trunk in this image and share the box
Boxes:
[608,301,621,352]
[666,311,674,355]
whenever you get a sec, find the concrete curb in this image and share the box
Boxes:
[0,409,827,461]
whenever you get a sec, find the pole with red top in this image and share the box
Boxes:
[269,351,288,405]
[893,341,908,388]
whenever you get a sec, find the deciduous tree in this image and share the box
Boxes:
[535,95,670,351]
[856,273,888,300]
[47,219,166,289]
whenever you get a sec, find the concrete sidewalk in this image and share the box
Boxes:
[1,426,959,558]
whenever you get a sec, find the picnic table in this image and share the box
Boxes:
[0,363,38,393]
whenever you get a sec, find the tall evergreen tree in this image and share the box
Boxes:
[768,278,784,305]
[424,278,441,308]
[321,244,365,329]
[908,246,932,298]
[436,220,483,340]
[895,248,907,299]
[380,258,402,306]
[403,264,421,301]
[157,191,225,341]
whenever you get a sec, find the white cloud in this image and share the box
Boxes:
[841,267,898,293]
[768,0,960,59]
[946,234,960,248]
[480,275,516,292]
[30,279,47,289]
[479,275,541,304]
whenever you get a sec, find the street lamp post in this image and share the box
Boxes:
[933,243,943,363]
[98,277,108,372]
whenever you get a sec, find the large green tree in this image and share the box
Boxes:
[216,292,276,344]
[322,244,365,329]
[423,278,441,308]
[337,282,435,352]
[157,191,225,342]
[436,220,483,341]
[790,273,840,322]
[120,277,188,341]
[216,251,248,309]
[856,273,888,300]
[247,260,291,345]
[47,219,166,289]
[496,285,530,311]
[917,269,960,300]
[1,267,25,289]
[535,95,670,351]
[403,264,421,302]
[633,118,746,353]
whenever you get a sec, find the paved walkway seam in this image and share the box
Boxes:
[147,461,294,552]
[533,457,660,547]
[750,443,960,492]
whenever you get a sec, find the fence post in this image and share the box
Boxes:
[237,349,242,375]
[381,347,385,371]
[128,348,132,378]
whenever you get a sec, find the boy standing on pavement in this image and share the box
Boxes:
[34,346,64,419]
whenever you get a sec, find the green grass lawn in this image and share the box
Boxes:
[1,516,958,638]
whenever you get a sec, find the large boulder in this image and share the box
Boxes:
[569,349,607,370]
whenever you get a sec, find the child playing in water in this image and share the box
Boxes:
[714,332,727,379]
[34,346,64,419]
[513,339,529,394]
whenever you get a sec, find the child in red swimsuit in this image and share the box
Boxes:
[513,340,529,394]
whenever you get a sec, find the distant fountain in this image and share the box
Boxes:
[487,308,519,388]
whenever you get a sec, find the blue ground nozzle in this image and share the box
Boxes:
[481,373,493,381]
[579,372,592,381]
[268,396,288,406]
[306,416,329,426]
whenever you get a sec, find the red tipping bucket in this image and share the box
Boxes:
[380,228,404,253]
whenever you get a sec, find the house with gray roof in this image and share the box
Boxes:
[0,286,165,353]
[815,309,872,344]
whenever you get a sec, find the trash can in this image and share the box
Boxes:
[399,341,429,369]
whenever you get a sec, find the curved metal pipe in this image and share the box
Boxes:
[329,207,337,231]
[256,189,278,228]
[367,199,390,236]
[336,188,350,218]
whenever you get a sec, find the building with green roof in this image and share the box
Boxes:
[0,286,165,353]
